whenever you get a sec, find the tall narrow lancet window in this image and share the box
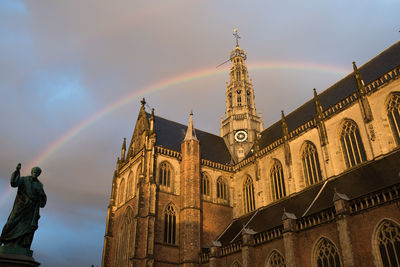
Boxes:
[375,220,400,266]
[159,162,172,187]
[302,142,323,186]
[126,171,134,199]
[314,238,341,267]
[270,160,286,201]
[164,204,176,244]
[201,172,211,197]
[243,176,255,213]
[116,207,133,267]
[266,250,286,267]
[119,179,126,205]
[247,91,251,107]
[236,70,241,80]
[217,177,228,200]
[340,120,367,168]
[387,93,400,145]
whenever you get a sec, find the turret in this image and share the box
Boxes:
[121,137,126,161]
[352,61,373,122]
[180,112,201,267]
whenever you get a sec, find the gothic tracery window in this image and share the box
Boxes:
[302,142,323,186]
[126,171,134,199]
[266,250,286,267]
[217,177,228,200]
[387,93,400,145]
[164,204,177,244]
[232,261,242,267]
[118,179,126,205]
[270,160,286,201]
[314,238,341,267]
[247,91,251,107]
[159,162,172,188]
[243,176,255,213]
[116,207,134,267]
[136,163,142,179]
[375,220,400,267]
[201,172,211,197]
[340,120,367,168]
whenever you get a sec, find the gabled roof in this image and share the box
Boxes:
[149,113,233,164]
[217,149,400,245]
[258,41,400,151]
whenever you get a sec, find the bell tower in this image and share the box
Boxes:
[220,29,263,162]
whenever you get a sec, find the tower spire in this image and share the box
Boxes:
[184,110,198,141]
[220,31,263,162]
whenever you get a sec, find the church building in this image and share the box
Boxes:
[101,38,400,267]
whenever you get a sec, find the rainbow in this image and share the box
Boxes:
[27,61,349,167]
[0,61,350,204]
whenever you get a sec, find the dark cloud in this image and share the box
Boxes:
[0,0,399,265]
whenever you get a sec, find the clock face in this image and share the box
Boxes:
[234,130,248,142]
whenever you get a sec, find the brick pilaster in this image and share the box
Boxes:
[282,211,297,267]
[209,242,221,267]
[333,191,355,267]
[241,228,256,267]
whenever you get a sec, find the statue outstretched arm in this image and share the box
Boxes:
[10,163,23,188]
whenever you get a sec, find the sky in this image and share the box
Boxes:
[0,0,399,266]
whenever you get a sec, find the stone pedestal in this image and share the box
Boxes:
[0,246,40,267]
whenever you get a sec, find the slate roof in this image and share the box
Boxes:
[258,41,400,151]
[149,113,233,164]
[217,149,400,245]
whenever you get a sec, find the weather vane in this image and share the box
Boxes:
[233,28,240,46]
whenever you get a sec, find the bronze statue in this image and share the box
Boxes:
[0,163,46,251]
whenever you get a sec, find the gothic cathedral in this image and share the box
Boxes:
[102,38,400,267]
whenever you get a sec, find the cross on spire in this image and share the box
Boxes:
[233,28,240,47]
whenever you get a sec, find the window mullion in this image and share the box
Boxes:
[342,135,351,168]
[352,131,363,164]
[307,154,315,185]
[347,132,358,166]
[312,152,320,183]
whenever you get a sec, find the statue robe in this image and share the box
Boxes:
[0,170,46,248]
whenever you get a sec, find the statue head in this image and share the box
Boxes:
[31,167,42,178]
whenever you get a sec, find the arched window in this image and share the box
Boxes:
[217,177,228,200]
[387,93,400,145]
[266,250,286,267]
[236,70,241,80]
[243,176,255,213]
[116,207,133,267]
[164,204,176,244]
[126,171,134,199]
[237,96,242,106]
[302,142,323,186]
[201,172,211,197]
[375,220,400,266]
[270,160,286,201]
[247,91,251,107]
[159,162,172,187]
[118,179,126,205]
[313,238,341,267]
[340,120,367,168]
